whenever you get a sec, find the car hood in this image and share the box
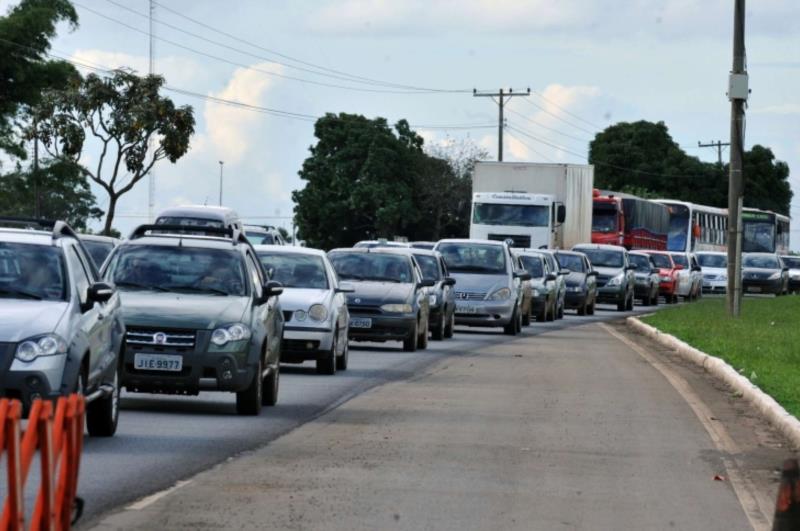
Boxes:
[0,300,69,342]
[119,291,249,329]
[742,267,779,279]
[278,288,330,311]
[346,281,414,305]
[594,266,624,278]
[565,272,587,285]
[450,273,509,295]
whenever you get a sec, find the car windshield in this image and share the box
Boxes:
[246,231,275,245]
[519,255,544,278]
[743,255,780,269]
[576,248,624,268]
[472,203,549,227]
[648,254,673,268]
[257,252,328,289]
[156,216,225,229]
[329,252,413,283]
[554,253,585,273]
[697,254,727,268]
[437,243,507,274]
[628,254,652,271]
[0,242,67,301]
[782,257,800,269]
[670,254,689,267]
[82,240,114,268]
[413,254,441,281]
[107,245,246,296]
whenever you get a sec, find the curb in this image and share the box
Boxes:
[627,316,800,450]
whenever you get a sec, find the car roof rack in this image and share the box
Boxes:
[0,216,80,241]
[129,223,247,245]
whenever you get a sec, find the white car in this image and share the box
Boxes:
[781,255,800,294]
[696,251,728,294]
[254,246,352,375]
[669,252,702,300]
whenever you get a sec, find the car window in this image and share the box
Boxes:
[256,252,329,289]
[782,257,800,269]
[628,254,652,271]
[697,254,727,268]
[649,254,672,268]
[156,216,224,229]
[82,240,114,268]
[576,249,624,268]
[554,252,585,272]
[437,243,506,274]
[743,255,780,269]
[413,254,441,281]
[671,254,689,267]
[245,253,264,299]
[329,252,413,283]
[0,242,67,301]
[519,255,544,278]
[67,246,91,305]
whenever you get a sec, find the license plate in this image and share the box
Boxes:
[456,304,479,314]
[349,318,372,329]
[134,353,183,372]
[747,286,761,293]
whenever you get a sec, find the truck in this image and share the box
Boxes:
[470,162,594,249]
[591,190,670,250]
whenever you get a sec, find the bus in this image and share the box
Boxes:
[655,200,728,253]
[592,190,669,250]
[741,208,791,254]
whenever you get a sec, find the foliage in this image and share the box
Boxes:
[0,158,102,230]
[29,69,195,234]
[0,0,78,159]
[589,120,792,214]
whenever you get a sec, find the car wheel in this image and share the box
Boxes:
[652,288,659,306]
[403,321,418,352]
[546,302,556,321]
[504,308,518,336]
[515,307,523,333]
[316,330,337,375]
[236,357,263,415]
[86,365,120,438]
[444,310,455,338]
[336,332,349,371]
[432,311,446,340]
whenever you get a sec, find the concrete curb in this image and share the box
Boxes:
[627,316,800,449]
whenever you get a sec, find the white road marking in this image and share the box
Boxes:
[126,480,192,511]
[600,323,773,531]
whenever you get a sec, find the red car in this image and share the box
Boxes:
[644,251,680,304]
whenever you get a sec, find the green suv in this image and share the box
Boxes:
[102,224,284,415]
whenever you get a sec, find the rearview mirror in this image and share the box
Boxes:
[336,282,355,294]
[87,282,114,305]
[264,280,283,299]
[556,204,566,224]
[443,277,456,286]
[418,279,435,288]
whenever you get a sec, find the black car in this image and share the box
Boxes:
[628,251,660,306]
[554,250,597,315]
[328,248,434,351]
[742,253,789,296]
[411,249,456,340]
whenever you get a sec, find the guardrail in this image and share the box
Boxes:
[1,395,85,531]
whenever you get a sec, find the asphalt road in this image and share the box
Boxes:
[62,302,658,525]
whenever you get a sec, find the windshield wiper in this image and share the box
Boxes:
[366,277,403,283]
[0,287,43,300]
[449,265,500,273]
[339,274,365,281]
[115,281,168,292]
[163,285,230,296]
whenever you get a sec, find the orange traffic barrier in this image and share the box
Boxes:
[0,395,85,531]
[773,458,800,531]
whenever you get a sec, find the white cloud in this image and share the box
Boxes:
[69,49,206,88]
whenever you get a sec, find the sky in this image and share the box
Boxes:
[3,0,799,248]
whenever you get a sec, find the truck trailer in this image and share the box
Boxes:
[591,190,670,250]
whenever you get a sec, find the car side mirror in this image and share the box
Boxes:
[336,282,355,294]
[782,267,789,272]
[545,273,557,282]
[587,271,599,277]
[557,204,566,224]
[559,269,571,275]
[514,270,532,281]
[624,265,637,271]
[443,277,456,286]
[87,282,115,306]
[264,280,283,299]
[418,279,435,288]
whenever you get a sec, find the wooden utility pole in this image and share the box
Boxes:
[473,88,530,161]
[698,140,730,165]
[726,0,748,317]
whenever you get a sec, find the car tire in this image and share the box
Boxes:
[316,331,337,375]
[403,321,418,352]
[336,333,349,371]
[236,358,263,415]
[652,288,659,306]
[86,366,120,438]
[504,308,518,336]
[432,311,446,340]
[443,310,455,339]
[626,291,634,311]
[262,362,280,406]
[587,298,596,315]
[536,304,547,322]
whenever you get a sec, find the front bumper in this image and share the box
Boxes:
[347,313,417,342]
[634,281,653,298]
[281,326,334,363]
[453,299,515,327]
[1,345,68,409]
[743,278,783,295]
[596,285,625,304]
[789,278,800,292]
[702,280,727,294]
[658,280,676,295]
[563,289,587,309]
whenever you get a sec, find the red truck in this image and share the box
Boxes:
[591,190,669,250]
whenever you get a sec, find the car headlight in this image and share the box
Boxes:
[308,304,328,322]
[606,273,625,287]
[211,323,252,346]
[488,287,511,300]
[566,285,583,293]
[768,271,781,280]
[429,294,438,307]
[531,289,540,298]
[381,303,413,313]
[294,310,307,321]
[16,334,68,362]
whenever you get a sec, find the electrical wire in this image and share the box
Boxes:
[530,89,604,130]
[505,106,592,145]
[503,129,555,163]
[518,96,598,136]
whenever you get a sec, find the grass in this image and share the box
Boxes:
[641,296,800,418]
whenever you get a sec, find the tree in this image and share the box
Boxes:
[29,69,195,234]
[0,0,78,159]
[741,145,792,215]
[0,159,102,230]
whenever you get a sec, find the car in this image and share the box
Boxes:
[244,225,287,246]
[410,241,436,250]
[410,249,457,340]
[255,246,351,374]
[780,255,800,294]
[353,240,411,249]
[644,251,681,304]
[155,205,243,232]
[518,249,569,319]
[628,251,660,306]
[573,244,635,311]
[517,251,560,321]
[696,252,728,294]
[554,250,598,315]
[742,253,789,296]
[79,234,120,269]
[102,223,284,415]
[328,247,434,351]
[669,252,702,301]
[512,253,535,326]
[434,239,530,335]
[0,218,123,436]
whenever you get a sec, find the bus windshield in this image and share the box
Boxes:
[665,204,690,252]
[472,203,549,228]
[742,220,776,253]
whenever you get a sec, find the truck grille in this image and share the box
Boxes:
[126,327,196,348]
[488,234,531,248]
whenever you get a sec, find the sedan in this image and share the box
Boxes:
[554,250,598,315]
[411,249,457,340]
[742,253,789,296]
[645,251,681,304]
[256,246,352,375]
[780,255,800,294]
[697,252,728,294]
[628,251,660,306]
[517,252,558,321]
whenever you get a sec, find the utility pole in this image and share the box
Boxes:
[698,140,730,165]
[33,117,40,218]
[726,0,748,317]
[473,88,530,161]
[218,161,224,206]
[147,0,156,221]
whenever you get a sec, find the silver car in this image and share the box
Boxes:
[435,239,530,336]
[255,246,351,375]
[521,249,569,319]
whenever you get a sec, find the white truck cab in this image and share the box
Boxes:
[469,192,564,249]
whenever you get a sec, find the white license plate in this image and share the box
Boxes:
[349,318,372,329]
[134,353,183,372]
[747,286,761,293]
[456,304,479,314]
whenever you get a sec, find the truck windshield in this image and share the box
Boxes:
[0,243,67,301]
[257,252,328,289]
[592,204,617,233]
[472,203,548,228]
[437,243,507,274]
[329,252,413,283]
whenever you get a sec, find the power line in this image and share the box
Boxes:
[473,88,530,161]
[518,96,598,136]
[503,129,555,163]
[530,89,605,130]
[505,106,592,144]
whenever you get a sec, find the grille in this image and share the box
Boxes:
[454,291,487,301]
[595,275,610,288]
[488,233,531,248]
[126,327,196,348]
[348,305,382,315]
[282,310,294,322]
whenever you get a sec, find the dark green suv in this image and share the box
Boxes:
[102,224,284,415]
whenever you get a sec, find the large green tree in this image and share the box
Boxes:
[30,69,195,234]
[0,0,78,159]
[589,120,792,215]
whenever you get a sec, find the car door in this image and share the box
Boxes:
[584,255,597,299]
[438,255,455,314]
[327,258,348,342]
[411,258,429,326]
[245,251,275,358]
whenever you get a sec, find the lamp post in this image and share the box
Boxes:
[218,161,224,206]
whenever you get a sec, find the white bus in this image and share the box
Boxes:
[655,200,728,253]
[741,208,791,254]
